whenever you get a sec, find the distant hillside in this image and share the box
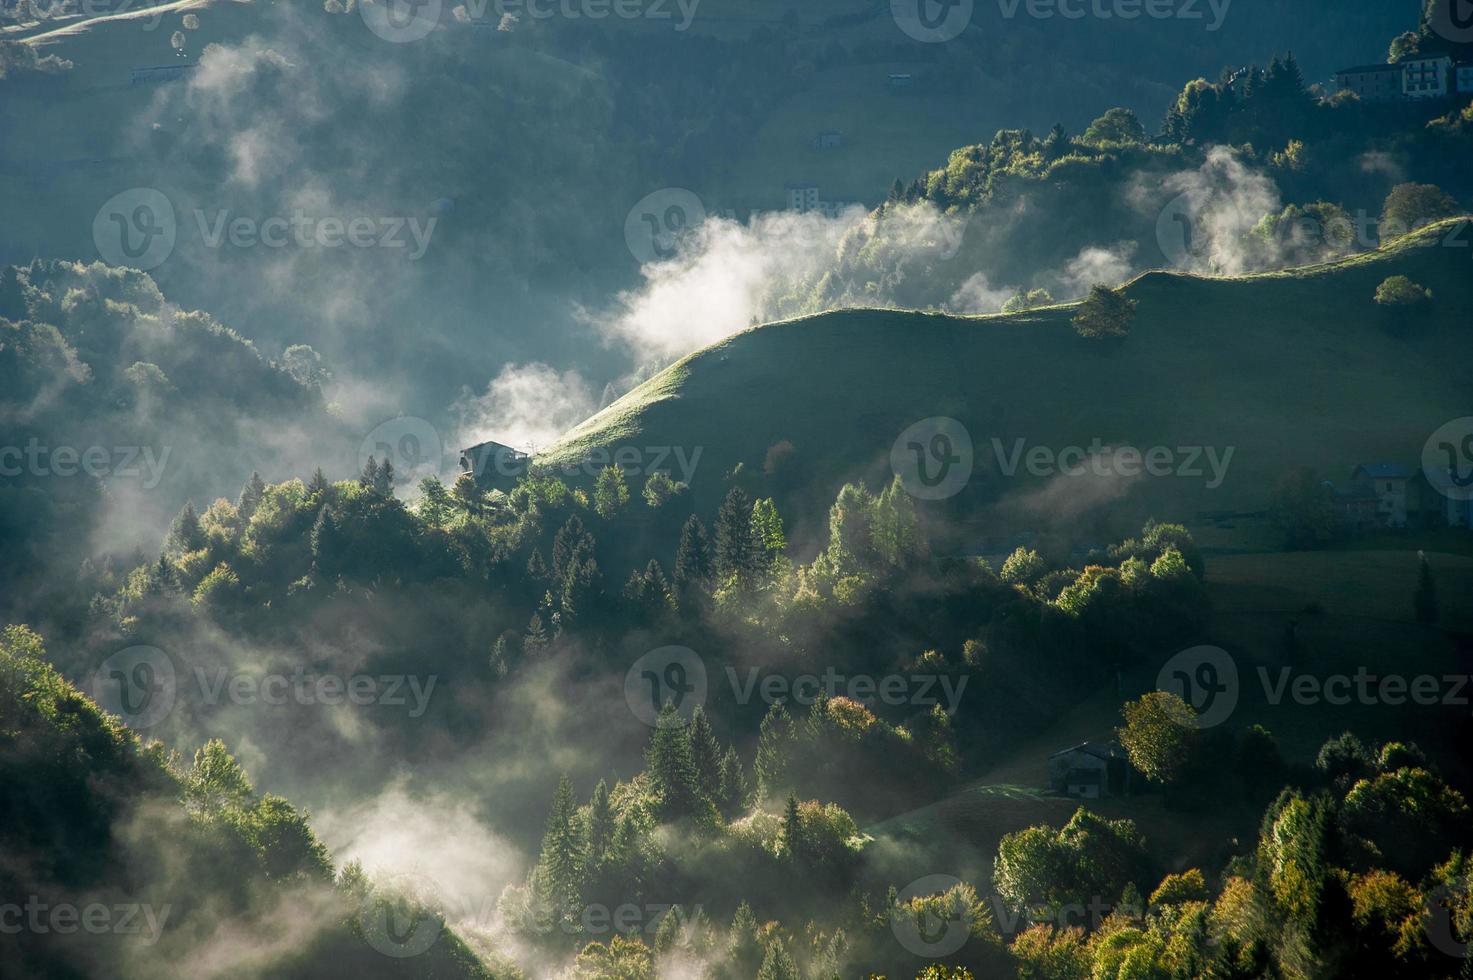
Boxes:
[539,218,1473,545]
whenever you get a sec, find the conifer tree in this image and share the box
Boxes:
[168,500,205,554]
[585,778,614,871]
[237,472,267,522]
[754,702,796,802]
[533,775,584,916]
[727,902,763,977]
[673,515,713,609]
[718,745,751,817]
[688,706,723,807]
[781,794,803,863]
[527,547,549,582]
[310,504,344,581]
[374,457,395,495]
[714,487,759,585]
[307,466,331,498]
[757,939,800,980]
[647,701,715,824]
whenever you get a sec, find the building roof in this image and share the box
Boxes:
[1353,463,1413,480]
[1335,63,1401,76]
[1049,740,1123,761]
[461,439,529,457]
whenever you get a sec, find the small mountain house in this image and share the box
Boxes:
[1048,741,1133,799]
[460,440,531,490]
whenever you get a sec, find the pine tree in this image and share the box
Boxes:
[374,457,395,495]
[1415,551,1439,625]
[524,610,550,652]
[688,706,723,807]
[359,456,379,490]
[754,702,796,802]
[527,547,549,582]
[727,902,763,977]
[714,487,759,586]
[149,554,176,594]
[750,498,786,561]
[307,467,331,498]
[870,474,919,568]
[585,778,614,871]
[558,542,601,627]
[673,515,713,610]
[624,560,673,623]
[552,515,592,581]
[237,472,267,522]
[310,504,345,581]
[757,939,799,980]
[781,794,803,863]
[718,745,750,817]
[533,775,584,916]
[647,702,715,824]
[168,500,205,554]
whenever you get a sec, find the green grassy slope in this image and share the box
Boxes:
[542,218,1473,539]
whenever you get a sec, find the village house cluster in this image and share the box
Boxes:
[1333,55,1473,103]
[1325,463,1473,531]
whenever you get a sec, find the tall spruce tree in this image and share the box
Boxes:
[585,778,614,872]
[533,775,584,915]
[237,472,267,522]
[757,939,800,980]
[714,487,759,585]
[688,706,723,808]
[673,515,713,610]
[647,702,715,824]
[754,702,796,802]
